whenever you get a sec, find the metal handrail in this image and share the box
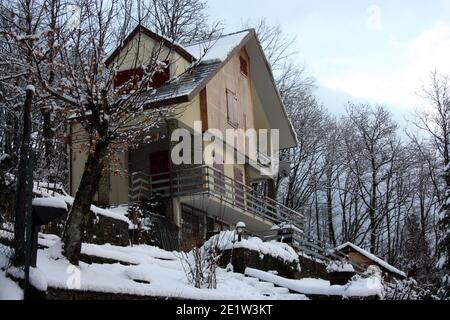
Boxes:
[260,228,366,274]
[129,165,304,229]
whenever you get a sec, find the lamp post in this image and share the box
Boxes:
[236,221,246,242]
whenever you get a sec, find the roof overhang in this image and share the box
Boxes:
[244,35,298,150]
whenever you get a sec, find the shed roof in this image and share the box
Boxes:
[335,242,406,278]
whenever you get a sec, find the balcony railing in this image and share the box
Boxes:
[129,165,304,230]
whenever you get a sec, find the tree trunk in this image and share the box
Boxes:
[62,139,109,265]
[438,165,450,281]
[13,86,34,267]
[314,190,321,242]
[370,168,377,254]
[326,170,336,247]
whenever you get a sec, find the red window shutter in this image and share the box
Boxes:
[114,68,143,93]
[114,61,170,93]
[147,60,170,89]
[151,68,170,88]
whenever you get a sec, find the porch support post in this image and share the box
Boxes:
[172,197,182,240]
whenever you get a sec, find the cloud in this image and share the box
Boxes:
[406,22,450,86]
[320,22,450,109]
[366,5,382,30]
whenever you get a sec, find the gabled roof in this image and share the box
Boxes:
[106,26,298,149]
[105,25,194,67]
[335,242,406,278]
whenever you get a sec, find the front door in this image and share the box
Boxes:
[149,151,170,193]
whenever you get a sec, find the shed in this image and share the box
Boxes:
[335,242,406,282]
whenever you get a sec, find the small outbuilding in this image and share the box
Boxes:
[335,242,406,282]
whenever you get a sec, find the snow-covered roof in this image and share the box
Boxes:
[136,30,252,108]
[138,60,221,107]
[335,242,406,278]
[185,30,251,62]
[103,26,297,150]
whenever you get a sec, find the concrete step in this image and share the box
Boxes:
[253,281,276,289]
[267,287,290,295]
[242,277,260,285]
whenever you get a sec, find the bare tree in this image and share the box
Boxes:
[414,71,450,297]
[0,0,216,264]
[342,104,399,254]
[141,0,221,44]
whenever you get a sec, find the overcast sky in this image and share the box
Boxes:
[207,0,450,119]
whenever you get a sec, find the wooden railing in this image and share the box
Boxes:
[129,165,304,230]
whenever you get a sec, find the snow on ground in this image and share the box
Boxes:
[38,233,60,248]
[29,236,306,300]
[0,244,24,300]
[335,242,406,278]
[205,231,299,263]
[245,268,384,298]
[0,270,23,300]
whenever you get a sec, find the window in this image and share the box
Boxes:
[239,56,248,76]
[226,89,238,127]
[114,61,170,93]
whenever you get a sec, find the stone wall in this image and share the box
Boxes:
[217,248,333,280]
[83,211,130,246]
[44,210,130,247]
[218,248,300,279]
[298,255,329,279]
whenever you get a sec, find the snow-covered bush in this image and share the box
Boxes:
[326,260,355,273]
[342,266,385,299]
[180,236,222,289]
[385,278,439,300]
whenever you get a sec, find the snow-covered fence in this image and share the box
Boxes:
[0,223,14,269]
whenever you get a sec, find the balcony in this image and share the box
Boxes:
[129,165,304,232]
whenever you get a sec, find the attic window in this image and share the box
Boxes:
[114,61,170,93]
[239,56,248,76]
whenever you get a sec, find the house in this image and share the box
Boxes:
[68,25,302,249]
[335,242,406,282]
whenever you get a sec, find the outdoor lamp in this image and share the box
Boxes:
[236,221,246,242]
